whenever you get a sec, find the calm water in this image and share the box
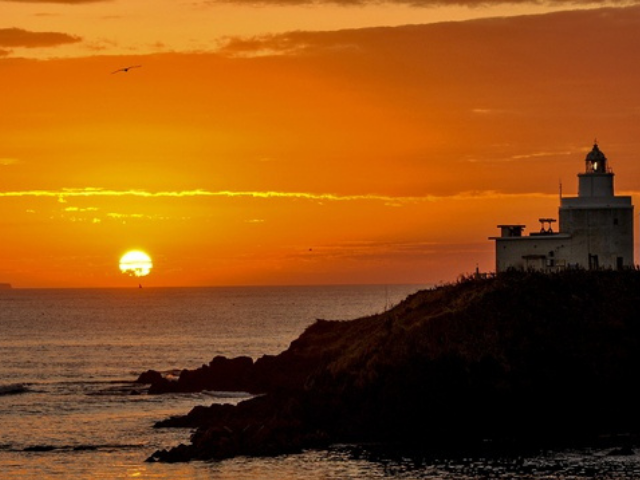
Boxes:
[2,285,640,479]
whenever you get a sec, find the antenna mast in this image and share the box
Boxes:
[559,178,563,200]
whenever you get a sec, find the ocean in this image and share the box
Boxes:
[2,285,640,479]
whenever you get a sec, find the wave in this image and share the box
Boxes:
[85,383,148,396]
[0,383,29,396]
[202,390,253,399]
[0,379,148,397]
[56,379,140,386]
[131,369,182,378]
[21,443,146,453]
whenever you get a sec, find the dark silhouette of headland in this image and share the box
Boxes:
[141,269,640,462]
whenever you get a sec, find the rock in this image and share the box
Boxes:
[147,356,258,394]
[147,376,179,394]
[135,370,163,384]
[154,403,238,429]
[183,355,255,392]
[146,350,320,395]
[146,444,192,463]
[153,393,330,461]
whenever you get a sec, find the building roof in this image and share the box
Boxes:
[586,143,606,164]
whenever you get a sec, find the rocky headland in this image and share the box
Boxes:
[141,269,640,462]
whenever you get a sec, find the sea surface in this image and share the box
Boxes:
[2,285,640,479]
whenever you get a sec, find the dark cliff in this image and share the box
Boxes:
[147,269,640,462]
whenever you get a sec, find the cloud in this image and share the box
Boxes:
[0,187,418,202]
[218,31,358,56]
[0,187,558,203]
[64,206,98,212]
[218,5,640,57]
[1,0,106,3]
[203,0,635,7]
[218,34,312,56]
[288,240,491,268]
[510,151,574,161]
[464,150,574,163]
[216,6,640,57]
[0,28,81,48]
[106,212,146,219]
[299,240,441,258]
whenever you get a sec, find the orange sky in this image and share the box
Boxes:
[2,2,640,288]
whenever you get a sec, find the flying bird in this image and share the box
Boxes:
[112,65,142,74]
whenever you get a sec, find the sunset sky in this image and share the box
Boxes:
[2,0,640,288]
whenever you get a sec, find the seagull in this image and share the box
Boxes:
[112,65,142,74]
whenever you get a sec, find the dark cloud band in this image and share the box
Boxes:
[0,28,81,48]
[2,0,106,3]
[203,0,634,6]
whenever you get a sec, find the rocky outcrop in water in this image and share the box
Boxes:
[148,392,331,462]
[0,383,29,396]
[147,270,640,463]
[138,348,324,395]
[139,356,259,394]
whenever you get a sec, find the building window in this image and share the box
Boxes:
[617,257,624,270]
[614,218,619,226]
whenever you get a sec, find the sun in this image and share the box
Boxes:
[119,250,153,277]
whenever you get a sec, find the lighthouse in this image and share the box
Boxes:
[490,143,634,272]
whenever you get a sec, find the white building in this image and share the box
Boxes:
[490,143,634,272]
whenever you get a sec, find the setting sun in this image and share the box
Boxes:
[119,250,153,277]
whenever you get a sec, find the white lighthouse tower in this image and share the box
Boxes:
[559,143,634,270]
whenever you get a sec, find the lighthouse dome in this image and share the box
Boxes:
[585,143,607,173]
